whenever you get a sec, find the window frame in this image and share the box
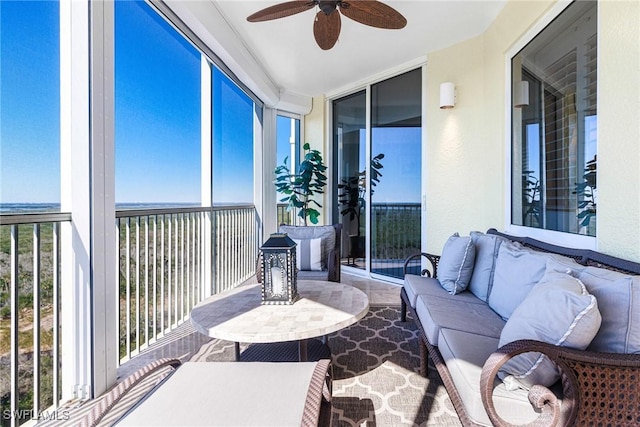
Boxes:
[504,0,597,250]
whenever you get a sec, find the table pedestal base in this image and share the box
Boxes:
[239,339,331,362]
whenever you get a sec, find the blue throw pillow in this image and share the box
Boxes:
[437,233,476,294]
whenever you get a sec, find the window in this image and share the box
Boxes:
[276,114,301,224]
[511,1,597,237]
[0,0,60,211]
[211,67,255,205]
[115,0,201,207]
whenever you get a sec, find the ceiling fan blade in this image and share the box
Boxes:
[313,10,341,50]
[247,1,315,22]
[339,0,407,29]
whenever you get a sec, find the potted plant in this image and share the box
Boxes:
[337,153,384,261]
[274,142,327,225]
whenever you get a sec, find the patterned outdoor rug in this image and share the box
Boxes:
[191,306,462,426]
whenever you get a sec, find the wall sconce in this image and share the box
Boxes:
[514,81,529,108]
[439,82,456,109]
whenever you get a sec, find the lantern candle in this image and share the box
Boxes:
[271,266,283,295]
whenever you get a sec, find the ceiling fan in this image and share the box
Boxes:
[247,0,407,50]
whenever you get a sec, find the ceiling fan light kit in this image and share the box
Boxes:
[247,0,407,50]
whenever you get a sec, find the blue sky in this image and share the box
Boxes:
[1,0,60,203]
[1,0,255,206]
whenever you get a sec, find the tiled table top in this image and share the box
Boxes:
[190,280,370,343]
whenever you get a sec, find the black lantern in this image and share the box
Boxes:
[260,233,299,305]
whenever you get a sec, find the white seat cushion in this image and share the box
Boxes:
[116,362,320,426]
[438,328,557,426]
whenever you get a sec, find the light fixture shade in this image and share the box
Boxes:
[439,82,456,109]
[514,81,530,108]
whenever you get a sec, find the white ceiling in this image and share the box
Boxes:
[167,1,507,105]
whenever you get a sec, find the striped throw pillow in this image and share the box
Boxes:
[293,238,323,271]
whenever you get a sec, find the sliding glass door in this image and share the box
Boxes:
[333,68,422,280]
[370,69,422,279]
[334,91,367,268]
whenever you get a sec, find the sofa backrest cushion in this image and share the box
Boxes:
[577,266,640,353]
[488,241,547,320]
[469,231,507,302]
[437,233,476,295]
[498,270,602,390]
[280,225,336,270]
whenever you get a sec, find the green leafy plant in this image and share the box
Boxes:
[522,170,541,228]
[274,142,327,225]
[574,154,597,230]
[337,153,384,236]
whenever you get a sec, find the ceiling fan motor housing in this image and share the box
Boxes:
[318,1,339,15]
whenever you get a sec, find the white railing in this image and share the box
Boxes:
[1,205,259,422]
[116,205,258,363]
[212,205,259,294]
[0,212,71,425]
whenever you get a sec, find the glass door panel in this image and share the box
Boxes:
[334,91,367,270]
[276,115,300,225]
[370,69,422,279]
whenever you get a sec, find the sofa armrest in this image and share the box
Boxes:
[403,252,440,278]
[480,339,640,426]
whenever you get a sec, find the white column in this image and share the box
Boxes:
[89,0,117,398]
[259,107,277,238]
[201,58,213,298]
[59,0,92,401]
[60,0,117,401]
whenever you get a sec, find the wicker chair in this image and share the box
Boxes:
[257,224,342,283]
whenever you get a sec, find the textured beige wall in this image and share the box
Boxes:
[305,0,640,260]
[596,0,640,260]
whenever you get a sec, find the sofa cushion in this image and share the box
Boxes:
[469,231,506,302]
[404,274,487,309]
[292,237,322,271]
[437,233,476,295]
[415,293,505,346]
[438,328,548,426]
[498,271,601,390]
[577,266,640,353]
[280,225,336,270]
[116,361,320,426]
[488,241,547,320]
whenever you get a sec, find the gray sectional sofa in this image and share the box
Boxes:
[400,228,640,427]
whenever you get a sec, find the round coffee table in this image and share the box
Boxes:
[190,280,370,361]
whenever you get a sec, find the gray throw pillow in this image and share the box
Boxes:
[577,266,640,353]
[498,270,601,391]
[292,238,323,271]
[468,231,506,302]
[437,233,476,295]
[488,241,547,320]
